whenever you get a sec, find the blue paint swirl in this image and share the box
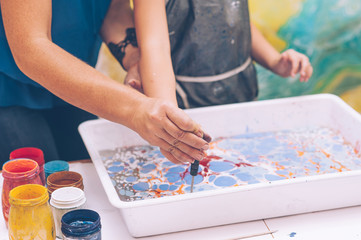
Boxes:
[133,182,149,191]
[214,176,236,187]
[209,161,234,172]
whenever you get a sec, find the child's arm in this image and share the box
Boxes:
[250,23,313,82]
[133,0,177,105]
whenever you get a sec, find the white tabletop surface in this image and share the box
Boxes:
[1,162,361,240]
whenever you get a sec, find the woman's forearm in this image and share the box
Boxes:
[14,37,147,129]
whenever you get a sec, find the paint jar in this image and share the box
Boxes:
[50,187,87,239]
[44,160,69,183]
[8,184,55,240]
[10,147,46,185]
[1,159,42,225]
[47,171,84,196]
[61,209,101,240]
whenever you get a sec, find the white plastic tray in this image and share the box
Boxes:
[79,94,361,237]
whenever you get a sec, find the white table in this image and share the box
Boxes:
[1,162,361,240]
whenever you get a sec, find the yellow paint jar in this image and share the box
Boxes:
[8,184,55,240]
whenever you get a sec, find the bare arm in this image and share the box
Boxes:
[133,0,177,104]
[250,23,281,70]
[250,23,313,82]
[1,0,209,164]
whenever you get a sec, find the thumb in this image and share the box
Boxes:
[128,79,143,93]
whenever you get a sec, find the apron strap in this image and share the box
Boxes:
[176,83,191,109]
[176,57,252,83]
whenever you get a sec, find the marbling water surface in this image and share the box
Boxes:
[99,126,361,201]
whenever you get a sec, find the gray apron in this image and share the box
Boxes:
[166,0,258,109]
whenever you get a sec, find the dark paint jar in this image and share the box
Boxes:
[61,209,101,240]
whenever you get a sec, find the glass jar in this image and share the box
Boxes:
[61,209,101,240]
[8,184,55,240]
[2,158,42,225]
[10,147,46,185]
[50,187,87,239]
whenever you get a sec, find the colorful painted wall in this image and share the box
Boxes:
[249,0,361,112]
[96,0,361,112]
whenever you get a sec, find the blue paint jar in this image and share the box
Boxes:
[61,209,101,240]
[44,160,69,182]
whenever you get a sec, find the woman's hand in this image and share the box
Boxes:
[124,67,212,165]
[270,49,313,82]
[130,97,210,164]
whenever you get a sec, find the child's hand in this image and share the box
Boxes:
[271,49,313,82]
[124,62,144,93]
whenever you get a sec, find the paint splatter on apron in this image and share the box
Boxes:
[166,0,258,109]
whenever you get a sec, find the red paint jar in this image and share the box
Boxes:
[1,159,42,226]
[10,147,46,185]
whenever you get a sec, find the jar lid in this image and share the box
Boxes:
[61,209,101,237]
[50,187,86,209]
[44,160,69,174]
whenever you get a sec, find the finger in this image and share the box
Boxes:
[163,119,209,150]
[128,79,136,87]
[299,57,310,82]
[160,149,183,164]
[305,65,313,82]
[159,138,197,164]
[124,75,131,86]
[129,79,143,93]
[286,52,301,77]
[165,106,201,135]
[158,130,206,162]
[162,106,210,149]
[147,130,200,164]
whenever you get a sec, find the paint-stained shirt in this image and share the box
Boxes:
[0,0,111,109]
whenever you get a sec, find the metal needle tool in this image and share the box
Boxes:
[190,160,200,193]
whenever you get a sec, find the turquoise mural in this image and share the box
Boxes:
[250,0,361,112]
